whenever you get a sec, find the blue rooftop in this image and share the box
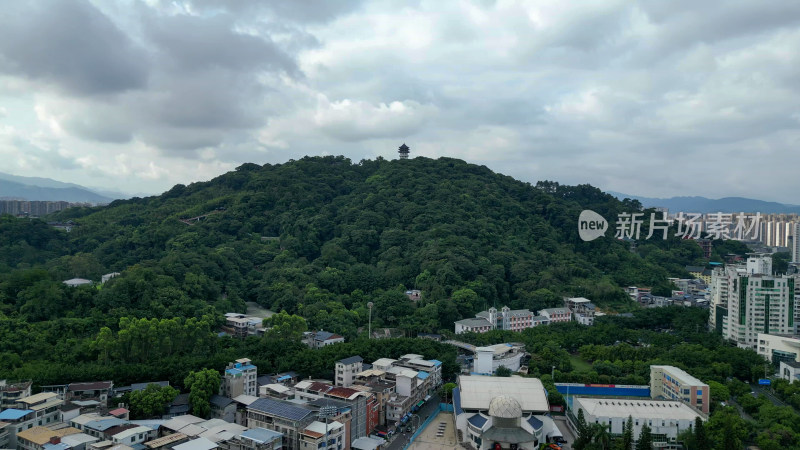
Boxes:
[0,409,33,420]
[417,371,430,380]
[468,414,487,428]
[249,398,314,421]
[276,375,291,381]
[85,418,126,431]
[241,428,283,443]
[527,416,543,430]
[453,388,463,415]
[430,360,443,367]
[226,368,243,376]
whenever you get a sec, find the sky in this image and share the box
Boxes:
[1,1,799,202]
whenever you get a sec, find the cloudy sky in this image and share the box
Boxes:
[1,0,799,201]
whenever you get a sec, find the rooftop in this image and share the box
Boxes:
[20,392,59,405]
[240,428,282,444]
[337,356,363,365]
[143,433,187,449]
[172,437,218,450]
[17,426,81,446]
[457,376,548,413]
[69,381,113,391]
[652,366,707,387]
[575,398,703,421]
[248,398,314,421]
[455,318,492,327]
[0,409,33,420]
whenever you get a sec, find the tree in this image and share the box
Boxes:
[635,423,652,450]
[495,366,512,377]
[128,384,178,419]
[694,417,709,450]
[265,311,308,341]
[184,368,221,418]
[439,382,457,404]
[620,416,633,450]
[706,380,730,404]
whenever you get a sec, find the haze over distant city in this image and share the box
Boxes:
[1,1,799,202]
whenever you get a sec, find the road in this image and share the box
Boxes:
[386,393,442,450]
[750,384,787,407]
[553,416,575,450]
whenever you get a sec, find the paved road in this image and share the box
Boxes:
[751,384,786,407]
[553,416,575,450]
[386,394,443,450]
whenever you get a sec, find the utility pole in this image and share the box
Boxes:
[368,302,374,339]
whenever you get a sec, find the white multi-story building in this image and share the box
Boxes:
[757,333,800,366]
[335,356,364,387]
[793,222,800,263]
[454,306,550,334]
[710,255,800,348]
[569,398,704,448]
[222,359,258,398]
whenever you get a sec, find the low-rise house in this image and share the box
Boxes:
[209,395,236,423]
[67,382,114,407]
[0,380,32,409]
[61,432,100,450]
[303,331,345,349]
[335,356,364,387]
[17,426,81,450]
[223,428,282,450]
[246,398,316,450]
[143,432,189,450]
[537,307,571,324]
[17,392,64,428]
[299,420,345,450]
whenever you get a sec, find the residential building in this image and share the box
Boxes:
[210,395,236,423]
[17,392,64,428]
[246,398,316,450]
[224,315,265,339]
[292,381,372,440]
[67,382,114,407]
[0,422,9,449]
[0,380,32,410]
[17,426,81,450]
[650,366,710,415]
[455,306,550,334]
[779,361,800,383]
[394,354,443,391]
[569,398,704,448]
[793,222,800,264]
[335,357,364,387]
[61,432,100,450]
[756,333,800,366]
[565,298,596,326]
[711,255,800,347]
[453,375,556,450]
[303,331,345,349]
[537,308,571,324]
[222,428,283,450]
[298,421,345,450]
[222,359,258,398]
[473,344,526,374]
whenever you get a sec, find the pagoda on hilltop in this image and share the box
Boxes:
[398,143,410,159]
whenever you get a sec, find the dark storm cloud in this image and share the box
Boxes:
[0,0,148,96]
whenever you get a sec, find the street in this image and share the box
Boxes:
[553,415,575,450]
[386,393,443,450]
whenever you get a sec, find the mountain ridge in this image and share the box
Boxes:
[608,191,800,214]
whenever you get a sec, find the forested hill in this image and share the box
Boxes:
[1,156,714,338]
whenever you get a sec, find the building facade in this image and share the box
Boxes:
[335,357,364,387]
[650,366,710,415]
[223,359,258,398]
[757,333,800,366]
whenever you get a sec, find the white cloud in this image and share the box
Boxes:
[0,0,798,202]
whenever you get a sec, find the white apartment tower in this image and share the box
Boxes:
[714,255,800,349]
[792,222,800,264]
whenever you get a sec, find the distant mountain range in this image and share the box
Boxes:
[0,172,118,203]
[608,191,800,214]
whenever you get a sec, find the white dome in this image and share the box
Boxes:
[488,395,522,419]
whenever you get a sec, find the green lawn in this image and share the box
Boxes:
[569,354,592,372]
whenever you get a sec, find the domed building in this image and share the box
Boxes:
[453,376,563,450]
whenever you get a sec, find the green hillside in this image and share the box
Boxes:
[4,156,706,330]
